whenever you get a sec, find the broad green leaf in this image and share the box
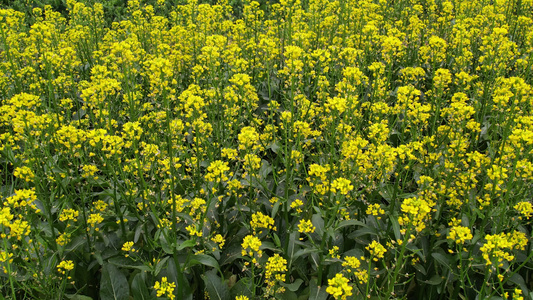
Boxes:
[202,270,230,300]
[281,290,299,300]
[287,232,299,261]
[219,243,243,266]
[347,227,378,239]
[108,256,151,272]
[154,256,170,276]
[100,264,129,300]
[272,201,281,218]
[389,215,401,241]
[131,272,154,300]
[309,278,328,300]
[311,214,324,237]
[260,241,279,251]
[187,254,221,273]
[281,279,303,292]
[423,275,443,285]
[508,273,528,294]
[336,219,368,230]
[134,225,143,243]
[273,232,281,248]
[293,248,321,260]
[230,278,253,299]
[66,295,93,300]
[177,239,196,251]
[431,252,453,272]
[412,262,427,275]
[162,256,191,300]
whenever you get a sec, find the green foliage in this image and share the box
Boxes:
[1,0,533,299]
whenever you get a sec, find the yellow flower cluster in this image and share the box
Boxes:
[398,197,435,233]
[297,219,315,234]
[264,254,288,295]
[154,277,176,300]
[447,226,473,244]
[366,240,387,261]
[250,212,276,233]
[241,235,262,260]
[57,260,74,275]
[204,160,230,182]
[326,273,353,300]
[480,231,528,266]
[514,202,533,219]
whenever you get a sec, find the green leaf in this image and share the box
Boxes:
[134,225,143,243]
[273,232,281,248]
[311,214,324,237]
[389,215,401,241]
[202,270,230,300]
[230,278,253,299]
[108,256,151,272]
[272,201,281,218]
[154,256,170,276]
[268,141,281,154]
[309,278,327,300]
[66,235,88,252]
[219,243,243,266]
[431,252,453,272]
[412,262,427,275]
[287,232,299,261]
[66,295,94,300]
[281,279,303,292]
[293,247,321,260]
[100,264,129,300]
[348,227,378,239]
[507,273,528,294]
[131,272,154,300]
[187,254,221,273]
[423,275,443,285]
[281,290,299,300]
[177,239,196,251]
[336,219,367,230]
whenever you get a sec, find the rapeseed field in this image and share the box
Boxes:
[1,0,533,298]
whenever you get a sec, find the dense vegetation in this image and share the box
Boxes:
[1,0,533,299]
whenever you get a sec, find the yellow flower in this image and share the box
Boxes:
[93,200,108,212]
[122,241,135,252]
[480,231,528,266]
[298,219,315,234]
[13,166,35,182]
[238,126,260,151]
[366,240,387,261]
[205,160,230,182]
[57,260,74,274]
[513,288,524,300]
[241,235,262,257]
[514,202,533,219]
[0,207,14,227]
[243,154,262,173]
[80,164,99,180]
[250,212,276,233]
[87,213,104,230]
[330,178,354,195]
[448,226,473,244]
[8,219,30,240]
[59,208,79,222]
[326,273,353,300]
[290,199,304,213]
[154,277,176,300]
[366,204,385,218]
[264,254,288,295]
[211,234,225,248]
